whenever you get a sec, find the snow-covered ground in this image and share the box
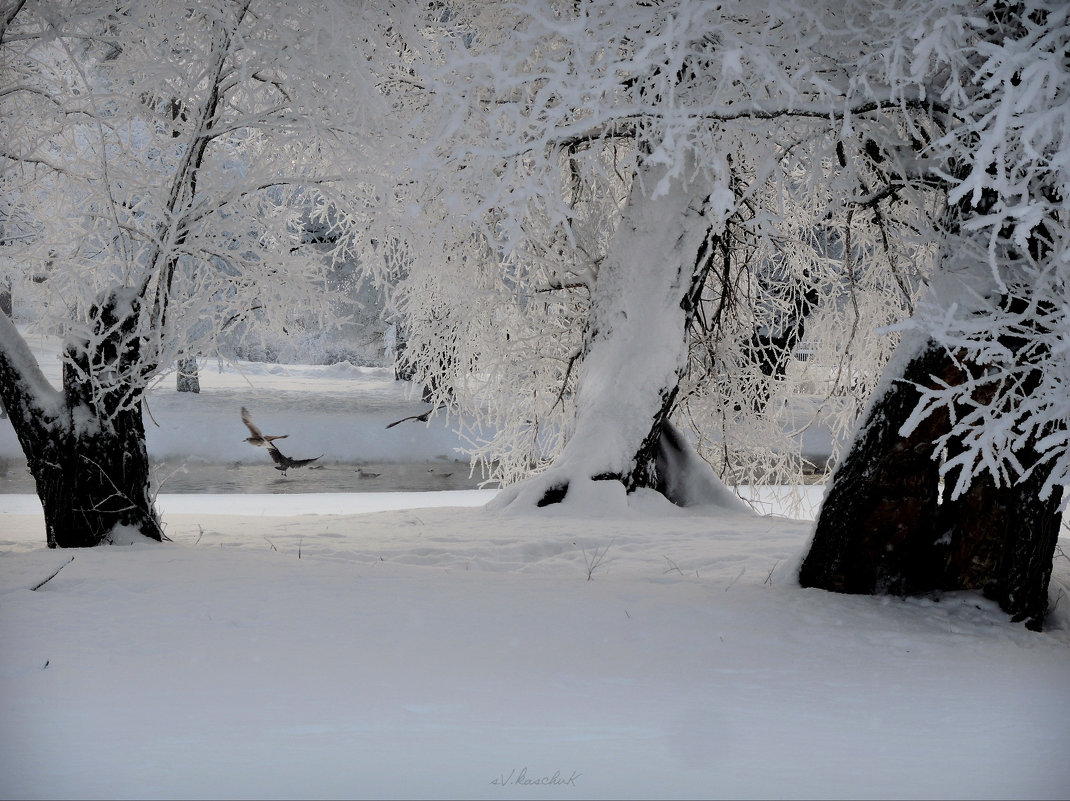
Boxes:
[1,334,1068,799]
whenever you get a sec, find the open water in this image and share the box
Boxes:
[0,456,487,495]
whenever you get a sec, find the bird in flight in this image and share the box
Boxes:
[385,407,436,429]
[241,407,319,475]
[265,443,321,476]
[241,407,289,448]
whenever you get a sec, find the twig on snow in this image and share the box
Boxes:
[764,560,780,585]
[580,540,613,581]
[30,556,75,591]
[724,567,745,592]
[663,556,685,576]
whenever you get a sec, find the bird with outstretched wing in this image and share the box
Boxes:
[241,407,289,448]
[385,407,436,429]
[266,443,321,476]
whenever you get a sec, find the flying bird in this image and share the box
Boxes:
[385,407,436,429]
[241,407,289,448]
[266,442,321,476]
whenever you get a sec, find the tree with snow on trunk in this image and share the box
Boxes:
[0,0,388,546]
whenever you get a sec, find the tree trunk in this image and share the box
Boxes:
[490,156,738,510]
[934,299,1065,628]
[801,1,1064,628]
[799,338,957,595]
[800,335,1064,630]
[0,293,162,548]
[623,221,722,494]
[0,277,11,318]
[937,456,1063,629]
[176,357,200,393]
[26,401,161,548]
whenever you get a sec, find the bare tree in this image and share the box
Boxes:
[370,0,936,508]
[362,0,1068,627]
[0,0,386,546]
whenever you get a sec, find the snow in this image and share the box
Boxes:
[0,309,63,419]
[1,339,1069,800]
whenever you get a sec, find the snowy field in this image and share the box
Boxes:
[1,335,1069,799]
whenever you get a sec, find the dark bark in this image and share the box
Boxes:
[26,398,160,548]
[0,294,161,548]
[801,337,1064,630]
[935,295,1065,629]
[799,339,956,595]
[54,295,160,546]
[938,457,1063,630]
[392,318,454,404]
[620,383,681,493]
[0,277,11,317]
[176,357,200,393]
[0,3,256,547]
[0,0,28,44]
[392,330,416,382]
